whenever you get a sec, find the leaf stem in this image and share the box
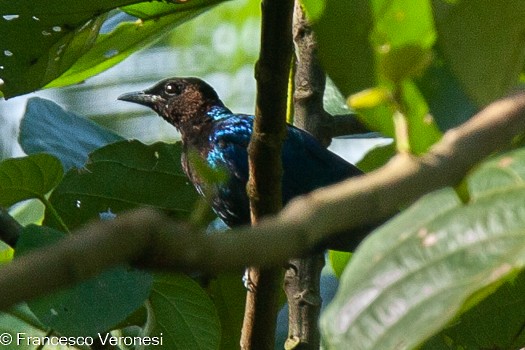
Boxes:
[39,196,69,233]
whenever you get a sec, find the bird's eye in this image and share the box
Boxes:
[165,82,182,95]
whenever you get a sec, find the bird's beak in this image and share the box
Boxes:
[117,91,159,108]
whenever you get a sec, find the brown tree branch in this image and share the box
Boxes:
[289,4,373,348]
[286,3,328,349]
[243,0,295,348]
[292,3,369,146]
[1,93,525,312]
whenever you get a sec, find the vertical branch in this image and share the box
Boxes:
[242,0,294,349]
[293,1,332,147]
[285,3,327,349]
[284,255,324,349]
[293,3,369,145]
[286,2,370,348]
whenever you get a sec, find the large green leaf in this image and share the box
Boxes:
[433,0,525,106]
[422,270,525,349]
[415,53,478,131]
[19,97,123,171]
[320,148,525,349]
[0,0,130,98]
[46,1,224,89]
[16,225,153,337]
[0,0,224,98]
[308,0,436,97]
[349,81,441,154]
[46,140,199,230]
[149,273,221,350]
[0,153,63,207]
[206,273,246,350]
[311,0,375,96]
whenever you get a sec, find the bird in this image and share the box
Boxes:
[118,77,365,250]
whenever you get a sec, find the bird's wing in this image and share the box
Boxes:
[281,126,363,201]
[209,116,362,207]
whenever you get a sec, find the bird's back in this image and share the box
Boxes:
[198,113,362,227]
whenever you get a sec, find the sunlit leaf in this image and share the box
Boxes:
[371,0,435,50]
[329,250,352,279]
[46,1,224,89]
[0,0,225,97]
[0,0,137,97]
[0,240,13,264]
[399,80,441,154]
[379,45,432,84]
[321,148,525,349]
[347,87,391,110]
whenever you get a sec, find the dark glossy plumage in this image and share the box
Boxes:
[118,77,362,230]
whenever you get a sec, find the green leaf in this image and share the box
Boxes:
[206,273,246,350]
[307,0,436,96]
[46,140,199,230]
[0,153,63,207]
[149,273,221,350]
[399,80,441,154]
[422,270,525,349]
[0,0,117,98]
[467,150,525,201]
[356,143,395,173]
[329,250,352,279]
[46,1,223,89]
[300,0,326,22]
[19,97,123,171]
[415,54,478,131]
[371,0,435,50]
[8,199,45,227]
[433,0,525,105]
[0,0,225,98]
[379,45,432,84]
[16,225,153,337]
[348,92,395,139]
[310,0,376,96]
[122,0,221,19]
[320,146,525,349]
[0,304,86,350]
[0,240,13,264]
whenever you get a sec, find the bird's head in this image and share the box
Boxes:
[118,77,224,130]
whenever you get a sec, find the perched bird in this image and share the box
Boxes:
[118,77,364,250]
